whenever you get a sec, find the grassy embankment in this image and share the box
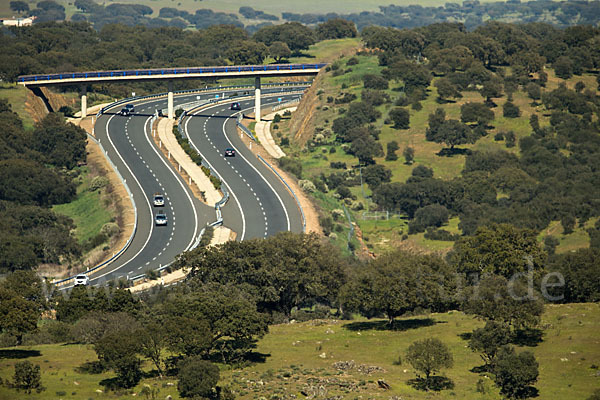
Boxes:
[52,168,113,245]
[0,303,598,399]
[0,83,117,263]
[277,38,599,255]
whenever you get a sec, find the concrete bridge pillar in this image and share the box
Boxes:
[81,86,87,118]
[255,76,261,122]
[167,81,174,119]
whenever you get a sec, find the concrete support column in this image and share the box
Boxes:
[167,81,174,119]
[254,76,261,122]
[81,86,87,118]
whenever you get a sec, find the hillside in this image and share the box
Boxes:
[279,31,600,256]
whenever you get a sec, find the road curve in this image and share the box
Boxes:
[183,94,304,240]
[67,88,305,287]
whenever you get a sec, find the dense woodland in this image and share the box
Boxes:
[0,101,86,273]
[8,0,600,31]
[1,230,599,396]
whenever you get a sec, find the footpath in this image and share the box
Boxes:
[254,107,296,159]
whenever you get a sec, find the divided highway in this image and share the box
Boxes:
[75,88,305,287]
[183,95,304,240]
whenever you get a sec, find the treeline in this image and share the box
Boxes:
[0,19,356,83]
[1,230,599,395]
[282,0,600,30]
[304,21,600,241]
[0,100,86,272]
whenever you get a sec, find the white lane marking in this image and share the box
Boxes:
[185,111,247,241]
[91,114,155,282]
[223,101,292,232]
[144,117,199,252]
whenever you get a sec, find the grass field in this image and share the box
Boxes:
[0,303,598,399]
[0,82,36,130]
[52,167,113,244]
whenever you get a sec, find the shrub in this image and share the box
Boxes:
[363,74,388,90]
[89,176,109,191]
[503,101,520,118]
[273,114,281,123]
[100,222,119,237]
[278,157,302,179]
[409,204,449,234]
[330,161,346,169]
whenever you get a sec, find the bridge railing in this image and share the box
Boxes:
[18,63,327,83]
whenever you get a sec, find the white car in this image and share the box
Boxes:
[153,193,165,207]
[155,213,168,226]
[74,274,89,286]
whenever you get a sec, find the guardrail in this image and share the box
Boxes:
[54,129,141,286]
[18,64,326,83]
[257,155,306,233]
[272,97,301,112]
[236,114,257,141]
[74,86,308,287]
[97,82,311,117]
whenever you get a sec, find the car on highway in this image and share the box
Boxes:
[230,102,241,111]
[125,104,135,112]
[74,274,89,286]
[224,148,236,157]
[119,107,131,116]
[153,193,165,207]
[155,213,168,226]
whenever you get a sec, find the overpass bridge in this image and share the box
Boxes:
[18,63,326,121]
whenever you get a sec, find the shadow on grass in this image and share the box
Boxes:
[458,332,472,341]
[343,318,436,332]
[512,328,544,347]
[75,360,105,374]
[408,376,454,391]
[0,349,41,359]
[470,364,492,374]
[436,147,472,157]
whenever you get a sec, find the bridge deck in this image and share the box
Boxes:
[18,63,326,87]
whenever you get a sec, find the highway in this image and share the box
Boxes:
[75,88,304,286]
[183,95,304,240]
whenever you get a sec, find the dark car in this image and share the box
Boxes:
[119,107,130,116]
[125,104,135,112]
[224,148,236,157]
[230,102,241,111]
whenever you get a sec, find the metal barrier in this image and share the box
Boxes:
[18,64,326,83]
[272,97,301,112]
[236,114,257,141]
[53,129,142,286]
[257,155,306,233]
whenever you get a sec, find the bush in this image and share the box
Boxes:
[278,157,302,179]
[336,185,355,200]
[273,114,281,123]
[100,222,120,238]
[503,101,520,118]
[330,161,346,169]
[363,74,388,90]
[89,176,109,191]
[319,215,334,235]
[299,179,316,193]
[424,228,460,241]
[346,57,359,66]
[175,108,184,118]
[389,107,410,129]
[13,361,44,394]
[409,204,449,234]
[494,132,504,141]
[58,105,74,118]
[386,141,399,161]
